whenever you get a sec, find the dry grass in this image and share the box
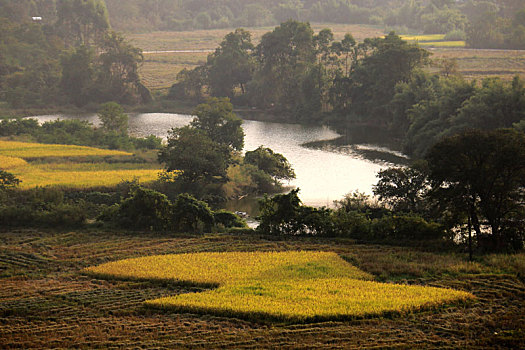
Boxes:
[141,52,208,91]
[429,48,525,81]
[128,24,385,52]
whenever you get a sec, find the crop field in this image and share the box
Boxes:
[131,24,525,93]
[0,141,162,189]
[400,34,466,48]
[87,251,472,322]
[0,140,131,159]
[0,231,523,348]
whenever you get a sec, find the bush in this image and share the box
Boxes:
[444,30,466,41]
[172,193,214,233]
[39,203,87,227]
[257,189,336,236]
[213,210,246,229]
[371,214,444,241]
[117,187,172,230]
[332,210,371,239]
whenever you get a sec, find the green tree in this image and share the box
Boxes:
[60,45,95,106]
[244,146,295,184]
[373,162,429,213]
[56,0,110,47]
[341,32,429,125]
[0,171,20,191]
[158,126,232,184]
[251,20,316,115]
[257,189,335,236]
[96,31,145,104]
[97,101,128,135]
[191,97,244,151]
[117,186,172,230]
[171,193,214,232]
[207,29,255,99]
[426,129,525,251]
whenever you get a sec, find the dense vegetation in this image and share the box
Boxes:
[0,0,149,109]
[171,23,525,158]
[257,127,525,254]
[103,0,525,50]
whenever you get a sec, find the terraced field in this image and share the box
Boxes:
[0,230,523,348]
[0,141,162,189]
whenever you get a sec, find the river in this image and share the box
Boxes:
[32,113,406,208]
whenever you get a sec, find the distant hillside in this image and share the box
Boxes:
[104,0,524,39]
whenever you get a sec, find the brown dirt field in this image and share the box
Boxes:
[1,230,524,349]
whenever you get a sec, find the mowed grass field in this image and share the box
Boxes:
[0,141,162,189]
[0,231,523,348]
[130,24,525,92]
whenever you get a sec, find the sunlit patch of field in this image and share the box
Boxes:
[400,34,465,48]
[0,140,162,189]
[15,168,161,189]
[87,251,474,322]
[401,34,446,41]
[0,140,131,159]
[0,154,28,169]
[419,41,466,48]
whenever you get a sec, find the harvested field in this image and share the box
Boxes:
[132,25,525,93]
[0,230,523,348]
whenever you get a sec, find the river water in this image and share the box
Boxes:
[32,113,406,207]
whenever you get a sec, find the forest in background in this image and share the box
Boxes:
[103,0,525,49]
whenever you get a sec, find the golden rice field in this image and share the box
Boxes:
[400,34,466,48]
[86,251,474,322]
[0,140,131,159]
[14,168,161,189]
[0,154,28,169]
[0,140,162,189]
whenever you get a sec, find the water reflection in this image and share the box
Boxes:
[30,113,402,207]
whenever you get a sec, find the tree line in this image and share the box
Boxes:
[102,0,525,50]
[258,128,525,254]
[0,0,149,109]
[170,22,525,158]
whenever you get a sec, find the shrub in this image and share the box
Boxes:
[371,214,444,241]
[172,193,214,233]
[213,210,246,229]
[118,187,172,230]
[444,30,466,41]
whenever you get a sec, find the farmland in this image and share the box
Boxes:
[87,251,473,322]
[0,230,523,348]
[0,141,162,189]
[130,24,525,93]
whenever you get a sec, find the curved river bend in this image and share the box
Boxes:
[33,113,402,207]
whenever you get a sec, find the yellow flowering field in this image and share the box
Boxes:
[86,251,474,322]
[0,140,131,159]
